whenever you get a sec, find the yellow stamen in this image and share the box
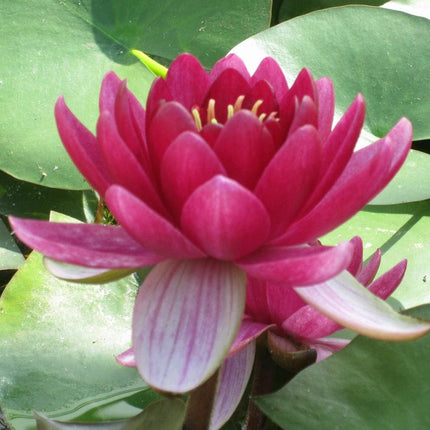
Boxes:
[259,113,267,121]
[251,99,264,116]
[233,95,245,113]
[227,104,234,120]
[192,108,203,131]
[207,99,216,124]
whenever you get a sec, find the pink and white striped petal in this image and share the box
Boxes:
[228,318,272,356]
[295,270,430,341]
[210,342,256,430]
[9,217,162,268]
[43,258,136,283]
[132,259,246,393]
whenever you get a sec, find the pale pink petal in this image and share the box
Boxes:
[116,348,136,367]
[295,271,430,341]
[210,342,256,430]
[9,217,162,268]
[181,176,270,260]
[105,185,205,259]
[54,97,111,194]
[43,258,136,283]
[236,241,353,286]
[132,259,246,393]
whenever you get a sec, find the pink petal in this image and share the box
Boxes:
[272,135,393,246]
[245,277,272,323]
[9,217,162,268]
[145,77,173,126]
[116,348,136,367]
[250,57,288,102]
[295,271,430,341]
[181,176,270,260]
[160,131,226,220]
[165,54,210,109]
[299,94,366,214]
[345,236,364,277]
[282,304,341,340]
[99,71,121,113]
[105,185,205,259]
[315,77,335,142]
[236,241,353,286]
[204,69,251,124]
[210,342,256,430]
[43,258,135,283]
[132,259,246,393]
[287,96,318,137]
[213,111,275,189]
[255,125,321,237]
[368,259,407,300]
[228,317,272,356]
[209,54,251,83]
[243,79,277,118]
[147,101,198,170]
[357,249,381,286]
[54,97,111,194]
[97,111,169,217]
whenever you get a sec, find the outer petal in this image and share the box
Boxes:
[105,185,205,259]
[132,259,246,393]
[236,241,353,286]
[272,136,393,246]
[9,217,162,268]
[357,249,381,286]
[209,53,251,83]
[315,77,335,143]
[295,270,430,341]
[54,97,111,194]
[255,125,321,237]
[210,342,256,430]
[160,131,226,220]
[181,176,271,260]
[116,347,136,367]
[97,111,169,217]
[214,111,275,189]
[368,259,407,300]
[228,317,272,356]
[43,258,136,283]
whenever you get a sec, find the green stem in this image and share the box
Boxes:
[130,49,168,78]
[183,369,220,430]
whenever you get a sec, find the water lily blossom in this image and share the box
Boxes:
[10,53,418,394]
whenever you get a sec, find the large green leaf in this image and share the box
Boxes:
[323,200,430,309]
[232,6,430,141]
[255,304,430,429]
[370,150,430,205]
[0,219,24,271]
[0,217,150,428]
[0,0,270,189]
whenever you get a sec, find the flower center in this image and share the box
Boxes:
[191,96,278,131]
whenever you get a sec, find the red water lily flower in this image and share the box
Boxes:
[10,53,422,394]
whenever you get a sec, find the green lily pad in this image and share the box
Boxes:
[323,200,430,309]
[232,6,430,141]
[370,150,430,205]
[255,304,430,429]
[0,219,24,271]
[0,213,150,428]
[0,0,271,189]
